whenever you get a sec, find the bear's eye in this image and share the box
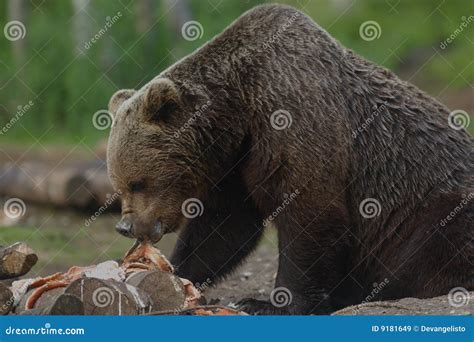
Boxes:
[129,180,145,193]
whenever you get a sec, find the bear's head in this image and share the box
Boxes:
[106,78,217,243]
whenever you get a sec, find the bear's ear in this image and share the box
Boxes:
[109,89,136,113]
[143,79,180,123]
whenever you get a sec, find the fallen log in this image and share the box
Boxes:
[126,270,186,311]
[8,242,239,316]
[65,277,151,315]
[17,287,66,314]
[0,162,92,208]
[0,160,120,211]
[0,242,38,280]
[0,282,13,315]
[19,294,84,315]
[84,164,119,208]
[146,305,247,316]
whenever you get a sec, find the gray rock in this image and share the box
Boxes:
[333,292,473,316]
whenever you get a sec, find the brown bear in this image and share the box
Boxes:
[106,4,473,314]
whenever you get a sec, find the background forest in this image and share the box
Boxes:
[0,0,472,145]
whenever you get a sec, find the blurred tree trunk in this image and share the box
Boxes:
[72,0,90,58]
[164,0,192,59]
[134,0,157,72]
[135,0,156,35]
[164,0,191,36]
[7,0,27,63]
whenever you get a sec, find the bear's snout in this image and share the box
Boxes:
[115,217,134,238]
[115,215,164,243]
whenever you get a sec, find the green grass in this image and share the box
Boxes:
[0,208,278,278]
[0,221,131,277]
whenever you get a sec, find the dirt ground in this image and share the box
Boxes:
[205,242,278,306]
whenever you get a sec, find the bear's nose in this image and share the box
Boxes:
[116,218,134,238]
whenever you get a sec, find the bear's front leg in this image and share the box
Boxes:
[171,172,264,284]
[238,213,352,315]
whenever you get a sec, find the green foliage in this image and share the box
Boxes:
[0,0,471,144]
[281,0,473,85]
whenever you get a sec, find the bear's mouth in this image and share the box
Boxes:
[115,217,165,243]
[148,220,164,243]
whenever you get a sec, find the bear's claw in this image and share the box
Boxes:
[236,298,288,315]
